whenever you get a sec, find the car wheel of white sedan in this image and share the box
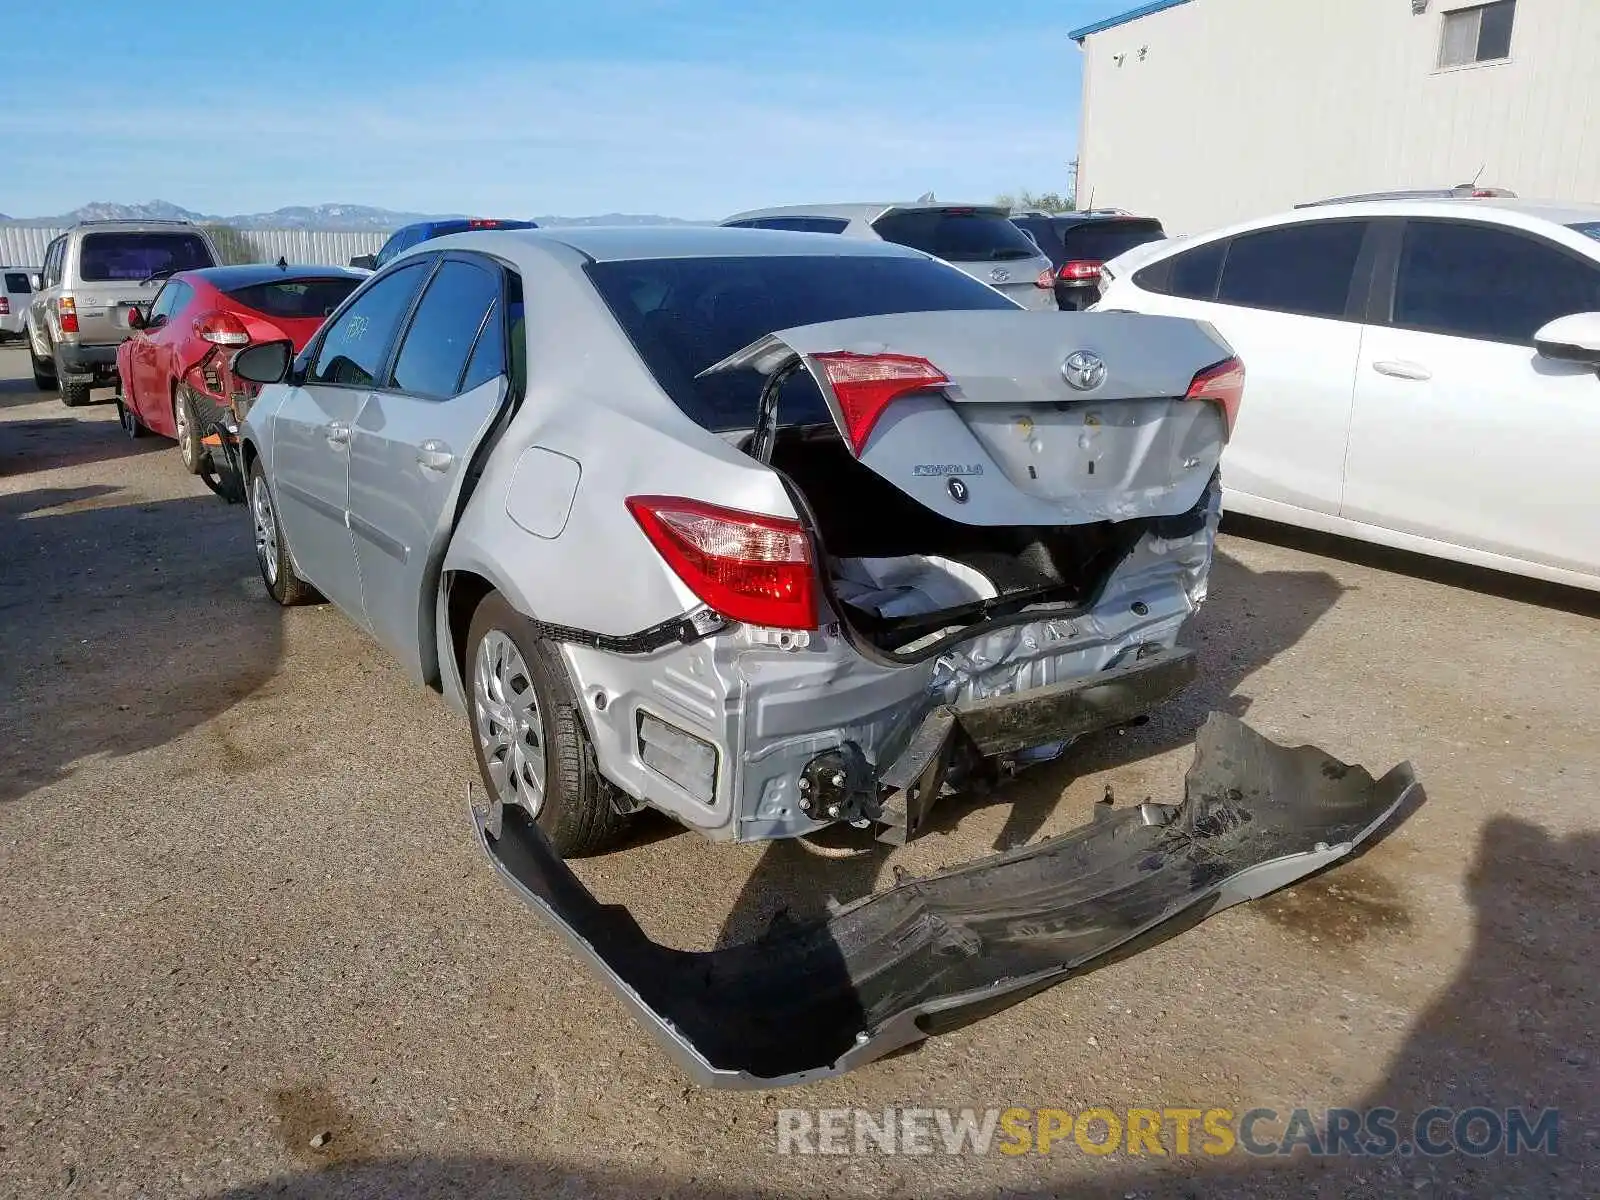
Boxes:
[466,591,633,858]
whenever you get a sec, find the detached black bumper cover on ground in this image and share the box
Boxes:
[472,713,1418,1089]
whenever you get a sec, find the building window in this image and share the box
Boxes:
[1439,1,1516,68]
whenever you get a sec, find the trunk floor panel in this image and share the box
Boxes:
[475,713,1418,1088]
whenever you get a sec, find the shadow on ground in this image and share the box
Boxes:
[0,484,281,803]
[197,817,1598,1199]
[1222,511,1600,619]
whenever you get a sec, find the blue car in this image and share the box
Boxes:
[351,218,539,271]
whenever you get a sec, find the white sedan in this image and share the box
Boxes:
[1094,195,1600,591]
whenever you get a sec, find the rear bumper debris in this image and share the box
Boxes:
[472,712,1418,1090]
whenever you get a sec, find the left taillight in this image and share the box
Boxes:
[626,496,816,631]
[0,298,9,316]
[1186,357,1245,437]
[810,351,950,457]
[195,311,250,346]
[57,297,78,334]
[1057,259,1104,283]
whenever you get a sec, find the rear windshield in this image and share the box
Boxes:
[588,254,1017,431]
[1057,220,1167,262]
[4,272,30,293]
[1570,221,1600,243]
[224,278,363,320]
[871,209,1042,263]
[78,232,213,282]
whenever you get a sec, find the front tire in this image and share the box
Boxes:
[248,459,321,606]
[174,387,203,475]
[466,592,633,858]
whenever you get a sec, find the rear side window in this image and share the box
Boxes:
[5,272,31,293]
[587,253,1016,432]
[388,259,502,398]
[1215,220,1367,319]
[1136,238,1227,300]
[1392,220,1600,344]
[77,232,213,282]
[225,278,363,320]
[871,209,1042,262]
[727,217,850,234]
[309,261,428,387]
[1058,220,1166,263]
[1565,221,1600,243]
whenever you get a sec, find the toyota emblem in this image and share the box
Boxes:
[989,267,1011,284]
[1061,350,1107,391]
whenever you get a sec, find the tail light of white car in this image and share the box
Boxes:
[1186,357,1246,436]
[810,351,950,457]
[0,298,9,316]
[626,496,818,630]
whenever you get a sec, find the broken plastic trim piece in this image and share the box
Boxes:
[523,605,726,655]
[471,713,1418,1090]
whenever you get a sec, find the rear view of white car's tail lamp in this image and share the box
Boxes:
[637,711,719,805]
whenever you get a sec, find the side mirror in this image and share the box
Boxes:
[1534,312,1600,368]
[29,274,42,290]
[231,339,294,385]
[121,306,145,331]
[349,254,377,270]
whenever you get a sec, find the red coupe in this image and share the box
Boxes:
[115,263,365,474]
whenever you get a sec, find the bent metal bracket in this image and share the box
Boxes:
[470,712,1419,1089]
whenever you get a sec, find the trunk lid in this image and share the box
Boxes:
[869,205,1056,310]
[701,309,1239,526]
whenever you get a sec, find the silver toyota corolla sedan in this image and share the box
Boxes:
[232,226,1416,1088]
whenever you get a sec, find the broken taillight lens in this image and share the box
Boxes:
[195,311,250,346]
[1186,357,1246,437]
[626,496,817,631]
[811,352,950,457]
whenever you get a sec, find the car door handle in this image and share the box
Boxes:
[416,440,454,473]
[322,421,350,448]
[1372,360,1432,382]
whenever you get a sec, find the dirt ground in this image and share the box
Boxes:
[1,343,1595,1199]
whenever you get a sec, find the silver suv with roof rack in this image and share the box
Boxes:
[25,218,220,406]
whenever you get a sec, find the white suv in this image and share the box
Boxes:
[1095,196,1600,592]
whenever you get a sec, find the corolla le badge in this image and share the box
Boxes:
[989,267,1011,283]
[1061,350,1107,392]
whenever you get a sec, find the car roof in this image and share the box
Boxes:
[722,202,1006,224]
[427,224,937,263]
[177,263,367,288]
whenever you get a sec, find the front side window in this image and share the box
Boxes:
[147,281,191,327]
[1439,0,1515,68]
[309,261,428,388]
[388,259,502,398]
[1214,220,1368,320]
[77,232,213,282]
[1391,219,1600,344]
[44,239,64,286]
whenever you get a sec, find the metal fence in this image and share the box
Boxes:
[0,224,388,269]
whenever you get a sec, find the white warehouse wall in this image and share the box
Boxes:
[1075,0,1600,235]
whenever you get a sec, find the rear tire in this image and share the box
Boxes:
[248,459,321,607]
[117,398,146,438]
[30,344,56,392]
[174,387,203,475]
[466,591,633,858]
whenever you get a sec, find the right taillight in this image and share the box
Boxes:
[626,496,817,631]
[1186,357,1245,437]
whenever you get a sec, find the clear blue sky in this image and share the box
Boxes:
[2,0,1136,220]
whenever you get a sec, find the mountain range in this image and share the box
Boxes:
[2,201,704,230]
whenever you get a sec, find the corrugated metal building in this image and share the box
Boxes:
[0,225,386,270]
[1070,0,1600,235]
